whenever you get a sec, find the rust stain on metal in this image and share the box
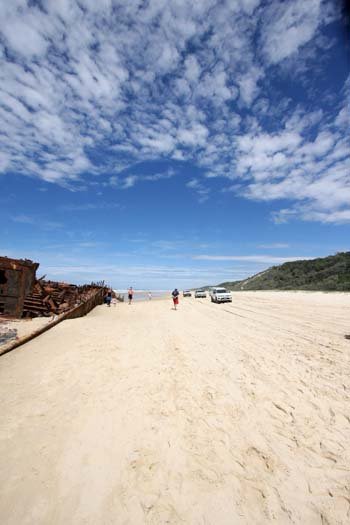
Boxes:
[23,279,106,318]
[0,256,38,317]
[1,255,107,320]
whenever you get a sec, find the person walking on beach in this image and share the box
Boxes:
[172,288,179,310]
[128,287,134,305]
[148,291,152,300]
[106,290,112,307]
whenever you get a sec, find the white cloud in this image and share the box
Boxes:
[303,209,350,224]
[238,66,263,105]
[193,255,311,263]
[144,168,175,181]
[139,135,175,154]
[178,123,208,147]
[60,202,121,211]
[184,54,200,83]
[273,206,350,225]
[0,0,347,225]
[12,214,35,224]
[258,243,290,249]
[11,214,63,230]
[186,178,210,203]
[261,0,323,64]
[122,175,138,189]
[234,98,350,223]
[335,106,349,128]
[109,175,136,189]
[1,16,49,58]
[38,261,251,288]
[108,168,176,189]
[0,0,261,185]
[0,151,10,171]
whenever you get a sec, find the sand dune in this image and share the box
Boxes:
[0,291,349,524]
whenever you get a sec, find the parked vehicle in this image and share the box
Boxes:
[210,287,232,303]
[195,289,206,298]
[183,290,192,297]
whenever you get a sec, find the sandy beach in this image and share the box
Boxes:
[0,291,349,524]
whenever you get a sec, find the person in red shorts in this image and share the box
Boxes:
[172,288,179,310]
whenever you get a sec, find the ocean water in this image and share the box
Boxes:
[113,290,169,302]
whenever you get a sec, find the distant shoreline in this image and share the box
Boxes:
[113,290,169,302]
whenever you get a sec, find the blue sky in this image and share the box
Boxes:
[0,0,349,289]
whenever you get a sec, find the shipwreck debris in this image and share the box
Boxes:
[23,280,106,318]
[0,256,38,317]
[0,256,107,319]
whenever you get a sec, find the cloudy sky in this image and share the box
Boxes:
[0,0,349,289]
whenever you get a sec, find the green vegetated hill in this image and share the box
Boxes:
[219,252,350,291]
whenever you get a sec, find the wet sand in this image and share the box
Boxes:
[0,291,349,524]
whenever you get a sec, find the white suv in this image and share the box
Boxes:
[210,287,232,303]
[195,290,206,298]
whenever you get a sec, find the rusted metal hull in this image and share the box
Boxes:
[0,287,107,357]
[0,257,38,317]
[1,256,107,319]
[23,280,107,318]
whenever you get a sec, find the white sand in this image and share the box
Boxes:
[0,291,349,524]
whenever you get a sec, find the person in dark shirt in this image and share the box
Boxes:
[172,288,179,310]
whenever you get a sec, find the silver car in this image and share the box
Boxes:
[210,287,232,303]
[195,289,207,298]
